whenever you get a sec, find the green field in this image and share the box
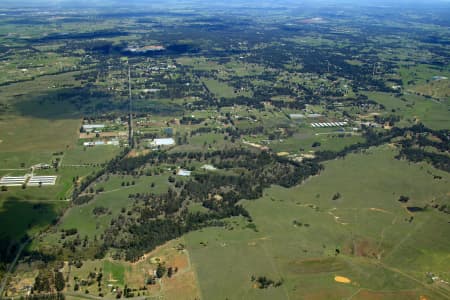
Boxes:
[398,64,450,99]
[0,116,81,153]
[202,78,251,98]
[62,146,122,166]
[0,152,53,169]
[267,133,365,153]
[185,146,450,299]
[365,92,450,130]
[103,260,125,286]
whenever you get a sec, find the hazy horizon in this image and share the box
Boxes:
[1,0,450,8]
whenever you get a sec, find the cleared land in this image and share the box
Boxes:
[185,146,450,299]
[56,238,201,299]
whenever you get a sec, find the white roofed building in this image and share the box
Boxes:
[150,138,176,146]
[177,169,192,176]
[82,124,105,132]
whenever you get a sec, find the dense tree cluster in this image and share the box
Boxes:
[396,125,450,172]
[96,148,323,261]
[251,275,283,289]
[33,268,65,294]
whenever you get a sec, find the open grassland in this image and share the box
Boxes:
[0,71,82,103]
[398,64,450,99]
[62,146,122,166]
[223,59,266,77]
[0,52,79,85]
[202,78,251,98]
[266,132,365,154]
[176,57,221,71]
[0,116,81,152]
[103,260,126,286]
[202,78,236,98]
[185,145,450,299]
[0,152,54,169]
[414,79,449,99]
[365,92,450,130]
[0,72,82,154]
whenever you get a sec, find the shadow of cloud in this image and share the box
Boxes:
[12,84,180,120]
[12,87,101,120]
[0,199,59,265]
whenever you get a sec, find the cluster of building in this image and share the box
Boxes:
[82,124,105,133]
[148,64,176,71]
[32,163,52,170]
[81,122,126,147]
[311,122,348,128]
[0,175,57,187]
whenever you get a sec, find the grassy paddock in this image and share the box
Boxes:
[185,145,450,299]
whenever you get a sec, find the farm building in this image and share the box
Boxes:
[201,164,217,171]
[151,138,176,146]
[289,114,305,119]
[177,169,192,176]
[28,176,57,186]
[0,176,28,187]
[32,163,51,170]
[143,88,161,93]
[82,124,105,132]
[432,76,448,81]
[83,141,106,147]
[311,122,347,128]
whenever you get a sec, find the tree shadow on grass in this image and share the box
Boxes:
[0,198,59,265]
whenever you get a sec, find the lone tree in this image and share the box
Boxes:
[398,195,409,203]
[156,263,166,278]
[332,192,341,200]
